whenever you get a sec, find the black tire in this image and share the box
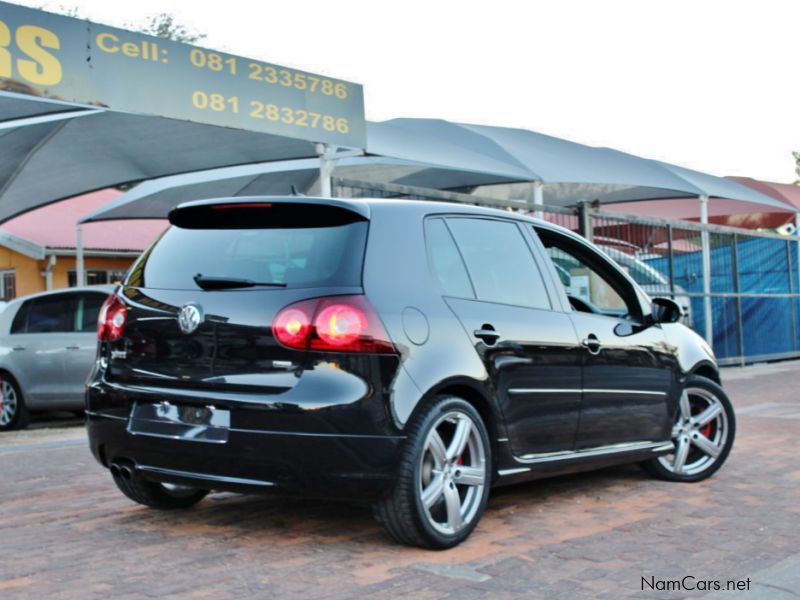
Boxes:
[111,467,209,509]
[374,396,492,549]
[642,375,735,482]
[0,374,29,431]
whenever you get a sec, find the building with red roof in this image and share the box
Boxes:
[0,189,167,299]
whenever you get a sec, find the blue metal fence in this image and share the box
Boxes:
[587,212,800,365]
[334,177,800,366]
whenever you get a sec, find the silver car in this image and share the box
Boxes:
[0,286,113,430]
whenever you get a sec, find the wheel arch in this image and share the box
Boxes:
[405,376,505,470]
[688,361,721,385]
[0,367,23,395]
[0,366,28,430]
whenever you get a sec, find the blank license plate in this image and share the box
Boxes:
[127,402,230,444]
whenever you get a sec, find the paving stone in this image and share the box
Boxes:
[1,362,799,598]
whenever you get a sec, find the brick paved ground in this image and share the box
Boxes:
[1,362,798,599]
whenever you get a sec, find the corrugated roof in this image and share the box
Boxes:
[0,189,166,253]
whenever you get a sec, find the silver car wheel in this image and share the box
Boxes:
[0,379,18,426]
[418,410,487,536]
[658,387,729,476]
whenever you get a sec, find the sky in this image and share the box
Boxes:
[11,0,800,183]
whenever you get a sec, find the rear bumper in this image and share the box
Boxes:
[87,413,404,500]
[85,370,406,500]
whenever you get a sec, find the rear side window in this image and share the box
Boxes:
[446,218,551,310]
[10,302,29,334]
[12,294,76,334]
[75,293,108,332]
[129,221,368,290]
[424,219,474,298]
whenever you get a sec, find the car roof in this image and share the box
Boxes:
[27,284,114,297]
[5,285,114,307]
[169,196,591,252]
[171,195,568,230]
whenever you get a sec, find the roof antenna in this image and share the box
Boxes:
[290,185,304,197]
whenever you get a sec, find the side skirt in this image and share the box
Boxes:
[492,440,674,487]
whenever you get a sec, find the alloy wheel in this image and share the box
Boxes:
[658,387,729,476]
[418,410,487,535]
[0,379,18,427]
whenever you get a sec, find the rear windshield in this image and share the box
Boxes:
[127,222,368,290]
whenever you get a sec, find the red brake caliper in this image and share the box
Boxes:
[692,401,713,438]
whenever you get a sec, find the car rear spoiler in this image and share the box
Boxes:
[169,197,370,229]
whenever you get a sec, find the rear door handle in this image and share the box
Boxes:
[12,345,25,351]
[65,345,81,350]
[581,334,602,355]
[473,324,500,345]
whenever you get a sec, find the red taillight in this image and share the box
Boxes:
[97,295,127,341]
[272,295,395,354]
[273,307,312,348]
[313,304,367,348]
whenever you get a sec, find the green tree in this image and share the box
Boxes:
[48,4,80,18]
[794,151,800,185]
[132,13,206,44]
[42,5,205,44]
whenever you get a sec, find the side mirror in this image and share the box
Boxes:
[650,297,682,324]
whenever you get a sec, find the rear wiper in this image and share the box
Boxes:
[193,274,287,290]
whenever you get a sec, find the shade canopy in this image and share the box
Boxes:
[729,177,800,210]
[81,118,791,223]
[1,189,166,253]
[78,156,518,222]
[369,120,790,210]
[371,119,704,199]
[604,176,799,226]
[0,92,789,224]
[654,162,793,210]
[0,91,322,224]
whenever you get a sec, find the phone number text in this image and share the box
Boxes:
[191,91,350,134]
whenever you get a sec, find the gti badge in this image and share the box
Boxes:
[178,303,203,334]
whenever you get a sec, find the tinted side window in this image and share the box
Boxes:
[25,295,76,334]
[537,228,642,320]
[10,301,31,334]
[447,218,551,309]
[547,246,628,311]
[76,293,108,333]
[424,219,474,298]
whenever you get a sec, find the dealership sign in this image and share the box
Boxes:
[0,2,366,148]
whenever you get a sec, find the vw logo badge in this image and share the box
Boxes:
[178,303,203,334]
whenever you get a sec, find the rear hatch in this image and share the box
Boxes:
[105,200,370,393]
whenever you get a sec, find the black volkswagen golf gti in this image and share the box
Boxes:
[87,197,735,549]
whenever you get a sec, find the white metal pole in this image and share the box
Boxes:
[532,180,544,219]
[76,224,85,287]
[699,195,712,344]
[795,213,800,304]
[44,255,56,291]
[315,143,337,197]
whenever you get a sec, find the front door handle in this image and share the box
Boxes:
[12,345,25,351]
[581,334,602,355]
[65,345,81,350]
[473,324,500,345]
